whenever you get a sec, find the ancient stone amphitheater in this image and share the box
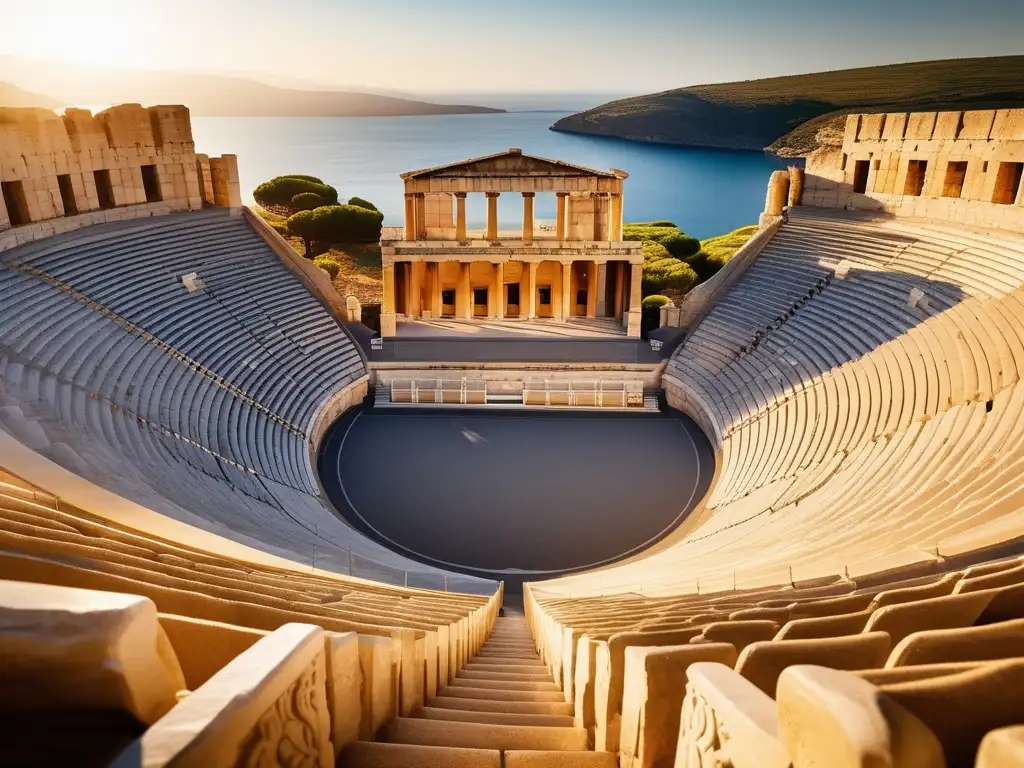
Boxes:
[2,103,1024,767]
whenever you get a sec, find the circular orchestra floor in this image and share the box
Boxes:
[318,407,714,580]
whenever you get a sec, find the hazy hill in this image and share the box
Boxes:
[0,82,63,109]
[1,56,503,117]
[551,56,1024,154]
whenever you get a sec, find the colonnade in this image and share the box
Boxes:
[382,259,642,323]
[403,191,624,243]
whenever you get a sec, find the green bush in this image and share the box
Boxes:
[642,295,672,309]
[687,224,759,281]
[286,204,384,256]
[286,174,325,183]
[347,196,379,212]
[313,256,340,279]
[291,192,326,211]
[643,241,698,294]
[648,220,677,228]
[659,231,701,259]
[253,175,338,209]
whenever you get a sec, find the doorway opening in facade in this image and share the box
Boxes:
[904,160,927,197]
[141,165,162,203]
[506,283,520,318]
[57,175,78,216]
[852,160,870,194]
[942,161,968,198]
[473,287,488,317]
[993,162,1023,205]
[2,181,30,226]
[94,170,115,209]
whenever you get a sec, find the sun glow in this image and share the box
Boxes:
[10,1,158,68]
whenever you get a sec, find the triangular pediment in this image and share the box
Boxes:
[402,150,621,179]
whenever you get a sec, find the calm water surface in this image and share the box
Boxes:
[191,111,794,240]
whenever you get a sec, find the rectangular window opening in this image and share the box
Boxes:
[942,161,968,199]
[852,160,870,194]
[94,170,115,210]
[539,286,551,306]
[904,160,928,197]
[441,289,456,305]
[506,283,520,305]
[1,180,31,226]
[57,174,78,216]
[576,289,588,306]
[992,162,1024,205]
[473,287,488,305]
[141,165,162,203]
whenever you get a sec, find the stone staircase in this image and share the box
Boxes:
[339,614,615,766]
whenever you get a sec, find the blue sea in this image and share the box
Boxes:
[190,111,795,241]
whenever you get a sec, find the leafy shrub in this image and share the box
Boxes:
[286,204,384,255]
[291,192,326,211]
[286,174,325,183]
[641,295,672,309]
[648,220,677,228]
[254,175,338,209]
[643,242,698,294]
[313,256,340,279]
[659,231,701,259]
[254,205,290,235]
[687,224,759,281]
[347,196,379,212]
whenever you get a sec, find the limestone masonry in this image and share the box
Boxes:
[0,103,240,246]
[800,107,1024,232]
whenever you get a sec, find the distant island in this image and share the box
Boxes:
[551,56,1024,156]
[1,55,504,118]
[0,82,63,109]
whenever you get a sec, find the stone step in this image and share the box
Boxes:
[383,718,589,752]
[505,750,620,767]
[419,706,575,728]
[459,668,554,683]
[449,677,561,693]
[429,696,573,717]
[468,659,548,671]
[337,741,500,768]
[483,639,535,647]
[436,685,565,703]
[474,650,539,660]
[465,660,548,671]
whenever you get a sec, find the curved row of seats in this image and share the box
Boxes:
[0,210,485,589]
[526,555,1024,766]
[0,467,503,766]
[532,208,1024,598]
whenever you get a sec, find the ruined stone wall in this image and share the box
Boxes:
[802,108,1024,232]
[0,103,239,236]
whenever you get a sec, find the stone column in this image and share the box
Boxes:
[586,261,598,318]
[381,264,397,337]
[521,192,535,245]
[759,170,790,228]
[404,194,416,240]
[417,194,429,239]
[408,261,423,318]
[560,261,573,321]
[455,193,467,240]
[527,262,538,320]
[485,192,500,241]
[494,262,505,320]
[457,261,472,319]
[609,193,623,241]
[428,262,442,318]
[593,193,606,241]
[613,262,625,319]
[626,262,643,338]
[595,263,608,317]
[555,192,568,242]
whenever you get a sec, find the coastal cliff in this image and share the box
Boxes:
[552,56,1024,155]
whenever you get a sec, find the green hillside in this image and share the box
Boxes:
[551,56,1024,154]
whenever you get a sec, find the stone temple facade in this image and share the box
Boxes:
[797,108,1024,232]
[379,149,645,338]
[0,103,240,248]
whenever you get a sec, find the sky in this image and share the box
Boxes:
[5,0,1024,94]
